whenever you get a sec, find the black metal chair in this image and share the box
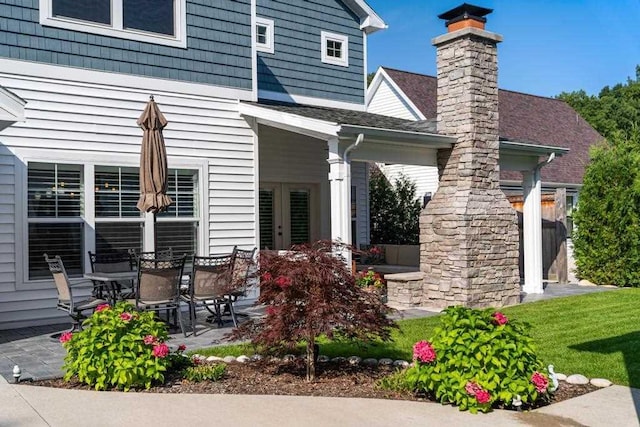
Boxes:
[224,247,257,318]
[182,254,236,335]
[128,255,187,337]
[128,248,173,261]
[44,254,106,332]
[88,251,135,301]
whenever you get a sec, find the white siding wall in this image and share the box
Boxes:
[0,70,256,329]
[367,79,421,121]
[382,164,439,201]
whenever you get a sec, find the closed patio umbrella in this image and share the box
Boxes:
[137,95,172,214]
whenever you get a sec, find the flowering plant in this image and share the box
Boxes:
[60,302,188,391]
[401,306,550,414]
[355,270,385,290]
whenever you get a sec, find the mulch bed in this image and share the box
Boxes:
[30,360,598,410]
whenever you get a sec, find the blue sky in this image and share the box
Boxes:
[366,0,640,97]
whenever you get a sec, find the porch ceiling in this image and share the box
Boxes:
[0,85,26,131]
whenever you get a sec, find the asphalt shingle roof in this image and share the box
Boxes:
[383,68,603,185]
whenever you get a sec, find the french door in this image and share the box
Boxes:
[259,183,319,250]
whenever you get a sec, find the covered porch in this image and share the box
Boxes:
[239,101,568,297]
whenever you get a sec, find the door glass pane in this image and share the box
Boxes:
[96,222,142,254]
[259,190,275,249]
[123,0,175,36]
[289,190,310,245]
[52,0,111,25]
[29,223,83,279]
[156,221,197,257]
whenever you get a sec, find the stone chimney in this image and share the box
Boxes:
[419,4,520,308]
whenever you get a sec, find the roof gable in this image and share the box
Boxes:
[375,67,604,185]
[340,0,387,33]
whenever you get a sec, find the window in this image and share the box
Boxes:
[156,169,199,257]
[28,163,84,279]
[321,31,348,67]
[256,17,274,54]
[351,185,357,246]
[40,0,187,48]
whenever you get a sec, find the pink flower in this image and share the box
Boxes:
[152,343,170,358]
[531,371,549,393]
[178,344,187,352]
[192,356,202,365]
[275,276,292,289]
[492,312,508,326]
[143,335,156,345]
[261,272,272,282]
[370,246,381,255]
[266,306,277,316]
[59,331,72,344]
[95,303,110,312]
[412,340,437,364]
[120,312,133,322]
[465,381,483,396]
[475,389,491,404]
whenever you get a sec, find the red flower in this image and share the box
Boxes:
[412,340,437,363]
[95,303,110,312]
[152,343,170,358]
[475,389,491,404]
[370,246,381,255]
[266,306,277,316]
[192,356,202,365]
[143,335,156,345]
[59,331,72,344]
[120,312,133,322]
[275,276,292,289]
[178,344,187,352]
[262,272,273,282]
[465,381,483,396]
[531,371,549,393]
[492,312,508,326]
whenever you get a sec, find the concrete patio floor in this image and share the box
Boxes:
[0,282,617,383]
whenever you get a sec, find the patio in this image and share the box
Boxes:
[0,283,616,383]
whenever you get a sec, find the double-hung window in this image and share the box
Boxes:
[321,31,349,67]
[28,163,84,280]
[40,0,187,48]
[256,17,275,54]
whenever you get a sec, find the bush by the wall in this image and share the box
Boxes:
[573,130,640,287]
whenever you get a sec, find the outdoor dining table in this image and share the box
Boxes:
[84,270,139,304]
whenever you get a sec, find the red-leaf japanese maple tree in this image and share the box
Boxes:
[232,240,396,381]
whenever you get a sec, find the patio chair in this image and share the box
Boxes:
[182,254,235,335]
[128,248,173,261]
[44,254,107,332]
[88,251,135,300]
[129,255,187,337]
[223,247,257,318]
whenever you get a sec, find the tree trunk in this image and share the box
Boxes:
[306,338,316,382]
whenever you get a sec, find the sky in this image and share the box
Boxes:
[366,0,640,97]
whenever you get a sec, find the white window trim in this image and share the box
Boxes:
[255,17,274,54]
[321,31,349,67]
[39,0,188,49]
[16,151,208,289]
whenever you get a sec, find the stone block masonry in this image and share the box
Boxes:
[419,26,520,309]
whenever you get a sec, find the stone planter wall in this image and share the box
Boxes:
[385,271,425,307]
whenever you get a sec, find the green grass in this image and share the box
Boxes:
[193,289,640,387]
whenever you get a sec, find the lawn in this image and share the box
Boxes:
[194,288,640,387]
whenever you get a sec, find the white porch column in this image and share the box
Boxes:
[327,137,352,264]
[522,168,543,293]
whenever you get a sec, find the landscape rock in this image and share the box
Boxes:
[362,358,378,367]
[556,373,567,381]
[250,354,263,362]
[379,358,393,366]
[236,355,250,363]
[578,279,597,287]
[348,356,362,365]
[590,378,612,388]
[393,360,410,368]
[283,354,296,362]
[331,357,346,364]
[206,356,223,362]
[268,356,281,363]
[317,355,330,363]
[222,356,237,363]
[566,374,589,385]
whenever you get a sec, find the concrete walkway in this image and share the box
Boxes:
[1,374,638,427]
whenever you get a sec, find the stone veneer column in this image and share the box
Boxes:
[420,27,520,308]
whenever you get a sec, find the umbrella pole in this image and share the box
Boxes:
[143,211,156,252]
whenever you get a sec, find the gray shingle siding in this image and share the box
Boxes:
[257,0,364,105]
[0,0,253,90]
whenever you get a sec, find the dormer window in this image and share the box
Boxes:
[39,0,187,48]
[321,31,348,67]
[256,17,275,54]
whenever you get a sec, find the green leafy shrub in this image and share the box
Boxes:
[60,302,187,391]
[573,130,640,287]
[401,306,550,413]
[183,363,227,382]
